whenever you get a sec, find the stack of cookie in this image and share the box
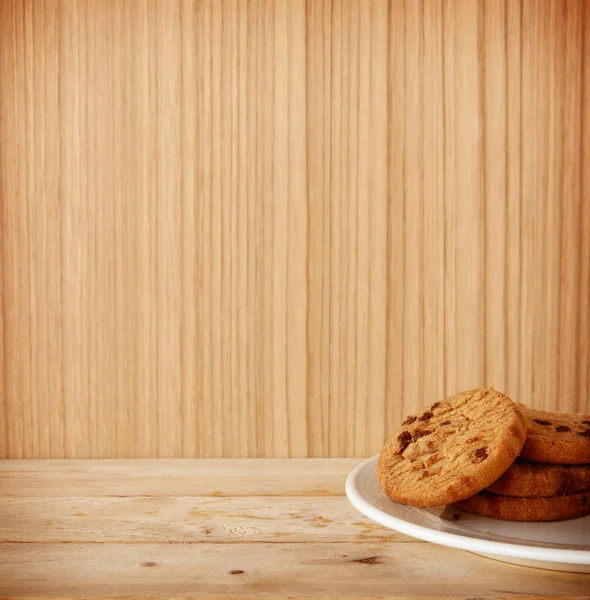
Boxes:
[377,388,590,521]
[455,406,590,521]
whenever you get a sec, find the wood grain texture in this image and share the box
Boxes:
[0,0,589,458]
[0,459,588,599]
[0,458,358,496]
[0,495,401,543]
[2,542,589,599]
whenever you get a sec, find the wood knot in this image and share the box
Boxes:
[141,562,158,568]
[229,569,245,575]
[351,555,382,565]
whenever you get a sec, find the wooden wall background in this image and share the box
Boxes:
[0,0,588,458]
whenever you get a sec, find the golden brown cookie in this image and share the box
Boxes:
[485,459,590,497]
[455,490,590,521]
[377,388,527,507]
[519,406,590,464]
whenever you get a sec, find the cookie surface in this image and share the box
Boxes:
[377,388,527,507]
[485,459,590,497]
[455,490,590,521]
[519,406,590,464]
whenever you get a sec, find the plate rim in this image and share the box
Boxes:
[345,455,590,566]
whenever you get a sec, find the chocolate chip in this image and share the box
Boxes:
[396,431,413,453]
[582,420,590,425]
[413,429,432,439]
[533,419,552,426]
[440,420,451,426]
[577,429,590,438]
[472,447,488,463]
[419,411,433,422]
[555,425,571,432]
[403,415,417,425]
[431,402,441,410]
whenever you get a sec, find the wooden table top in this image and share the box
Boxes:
[0,459,587,599]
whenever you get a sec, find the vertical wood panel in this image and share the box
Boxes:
[482,0,507,389]
[258,0,276,456]
[273,0,308,457]
[306,0,331,457]
[155,0,183,457]
[134,0,159,458]
[60,0,90,457]
[179,0,198,458]
[403,0,424,421]
[444,0,486,393]
[385,0,405,437]
[113,0,136,458]
[422,0,445,415]
[0,0,589,458]
[505,0,522,412]
[88,0,117,457]
[518,0,540,412]
[326,1,346,456]
[0,0,5,458]
[581,2,590,412]
[2,0,29,458]
[559,0,584,411]
[543,0,564,411]
[194,0,214,457]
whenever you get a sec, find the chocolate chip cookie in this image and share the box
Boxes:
[485,459,590,497]
[455,490,590,521]
[519,406,590,464]
[377,388,527,507]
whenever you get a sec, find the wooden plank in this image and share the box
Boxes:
[132,2,158,458]
[422,0,445,411]
[154,0,183,458]
[179,0,199,458]
[0,459,361,496]
[60,0,90,459]
[0,542,587,599]
[542,0,566,413]
[443,0,486,393]
[581,0,590,410]
[558,0,584,412]
[402,0,425,413]
[354,0,388,458]
[482,0,507,389]
[520,0,552,409]
[272,0,308,457]
[0,496,402,544]
[305,0,332,458]
[504,0,522,404]
[384,0,406,437]
[0,0,33,459]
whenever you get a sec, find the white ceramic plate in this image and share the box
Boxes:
[346,455,590,573]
